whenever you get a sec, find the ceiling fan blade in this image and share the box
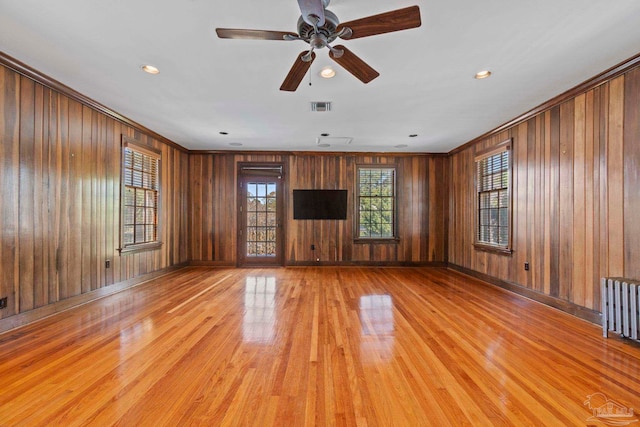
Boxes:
[216,28,298,41]
[297,0,326,26]
[329,45,379,84]
[280,51,316,92]
[337,5,421,40]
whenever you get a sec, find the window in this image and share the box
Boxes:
[356,166,397,240]
[120,137,161,253]
[475,140,511,252]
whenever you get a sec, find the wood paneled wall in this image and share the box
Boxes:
[189,153,449,265]
[0,64,190,321]
[5,51,638,326]
[189,153,288,265]
[448,66,640,312]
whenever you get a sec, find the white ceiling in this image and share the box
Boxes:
[2,0,640,153]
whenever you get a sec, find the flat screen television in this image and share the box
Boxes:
[293,189,348,220]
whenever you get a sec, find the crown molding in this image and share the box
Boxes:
[449,51,640,155]
[0,51,188,153]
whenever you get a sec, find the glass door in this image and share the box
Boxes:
[238,164,284,266]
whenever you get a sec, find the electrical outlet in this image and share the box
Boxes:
[0,297,7,309]
[524,262,530,271]
[105,259,111,269]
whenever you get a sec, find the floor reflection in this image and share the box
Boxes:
[119,318,155,356]
[359,294,395,362]
[243,276,277,344]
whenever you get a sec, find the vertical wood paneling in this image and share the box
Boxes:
[448,66,640,312]
[549,106,560,298]
[189,152,447,266]
[607,77,625,277]
[533,115,544,293]
[33,84,47,308]
[0,63,189,322]
[623,67,640,280]
[0,66,20,318]
[514,123,528,286]
[558,100,574,301]
[525,119,536,289]
[47,90,60,302]
[597,84,610,309]
[428,157,448,262]
[57,94,70,299]
[216,154,236,263]
[95,113,106,290]
[583,91,595,309]
[81,106,93,294]
[68,98,83,298]
[19,76,36,313]
[543,111,552,296]
[590,87,602,309]
[573,94,586,307]
[104,117,116,286]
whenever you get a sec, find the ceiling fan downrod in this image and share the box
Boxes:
[295,8,346,61]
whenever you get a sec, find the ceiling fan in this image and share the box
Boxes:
[216,0,421,91]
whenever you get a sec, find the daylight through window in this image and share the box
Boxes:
[475,142,511,250]
[245,182,278,257]
[121,139,160,250]
[357,166,396,239]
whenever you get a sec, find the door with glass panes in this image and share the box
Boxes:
[237,164,284,266]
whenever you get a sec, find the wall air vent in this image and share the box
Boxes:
[310,101,331,112]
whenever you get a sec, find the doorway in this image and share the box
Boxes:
[237,163,285,266]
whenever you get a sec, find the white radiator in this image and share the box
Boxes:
[602,277,640,343]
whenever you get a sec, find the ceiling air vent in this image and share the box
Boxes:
[310,101,331,112]
[316,137,352,146]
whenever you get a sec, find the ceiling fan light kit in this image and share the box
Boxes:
[216,0,421,91]
[319,67,336,78]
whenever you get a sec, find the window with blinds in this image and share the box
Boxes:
[475,141,511,251]
[120,137,161,252]
[356,166,397,240]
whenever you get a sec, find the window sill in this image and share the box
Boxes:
[473,243,512,255]
[354,238,400,244]
[119,241,163,255]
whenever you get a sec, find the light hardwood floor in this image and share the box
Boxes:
[1,267,639,426]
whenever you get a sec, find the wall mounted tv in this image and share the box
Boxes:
[293,189,348,220]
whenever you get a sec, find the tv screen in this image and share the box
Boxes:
[293,189,348,220]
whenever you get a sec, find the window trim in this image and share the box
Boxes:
[473,139,513,255]
[354,164,399,243]
[118,136,162,255]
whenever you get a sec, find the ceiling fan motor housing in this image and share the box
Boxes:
[297,10,339,43]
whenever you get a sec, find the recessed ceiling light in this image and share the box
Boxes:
[219,131,229,135]
[474,70,492,79]
[141,65,160,75]
[229,142,243,147]
[319,67,335,79]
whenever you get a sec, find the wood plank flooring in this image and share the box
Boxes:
[1,267,639,426]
